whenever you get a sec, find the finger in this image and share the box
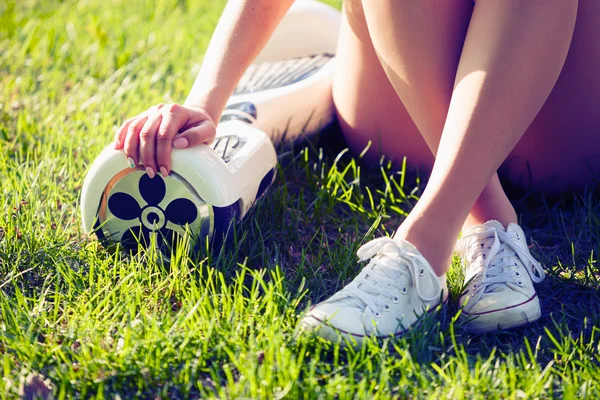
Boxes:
[173,120,217,149]
[123,115,147,169]
[156,105,187,176]
[114,116,137,149]
[138,112,163,178]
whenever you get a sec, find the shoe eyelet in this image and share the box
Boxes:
[384,304,391,311]
[374,312,382,318]
[515,271,521,277]
[517,281,523,286]
[419,268,425,277]
[401,287,408,295]
[516,233,521,240]
[514,262,518,267]
[392,296,400,303]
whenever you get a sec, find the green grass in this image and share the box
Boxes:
[1,0,599,398]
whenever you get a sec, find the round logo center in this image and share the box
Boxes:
[140,206,166,231]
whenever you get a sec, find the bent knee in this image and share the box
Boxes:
[343,0,370,42]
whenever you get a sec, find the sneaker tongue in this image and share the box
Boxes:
[505,224,525,246]
[460,220,505,251]
[484,252,515,294]
[482,220,515,294]
[352,239,416,305]
[483,220,505,232]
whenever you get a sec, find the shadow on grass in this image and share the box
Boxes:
[272,120,600,368]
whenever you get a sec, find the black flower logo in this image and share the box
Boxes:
[107,174,198,251]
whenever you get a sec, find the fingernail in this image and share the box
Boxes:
[173,137,188,149]
[127,157,136,169]
[160,167,168,178]
[146,167,155,179]
[114,140,120,149]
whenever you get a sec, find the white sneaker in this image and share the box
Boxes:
[456,220,545,334]
[300,237,447,344]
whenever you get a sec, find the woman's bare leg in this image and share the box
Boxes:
[335,0,600,254]
[333,2,433,171]
[501,0,600,193]
[338,0,600,195]
[336,1,520,233]
[361,0,578,275]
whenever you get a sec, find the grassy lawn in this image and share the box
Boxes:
[1,0,600,398]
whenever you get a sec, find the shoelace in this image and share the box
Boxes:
[457,228,545,295]
[340,237,442,316]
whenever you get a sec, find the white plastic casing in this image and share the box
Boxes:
[226,0,341,142]
[80,121,277,235]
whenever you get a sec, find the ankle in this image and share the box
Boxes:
[394,223,455,277]
[465,182,518,230]
[463,212,518,231]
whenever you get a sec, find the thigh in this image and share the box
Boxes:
[332,0,434,171]
[504,0,600,192]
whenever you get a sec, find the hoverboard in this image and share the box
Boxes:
[80,0,341,253]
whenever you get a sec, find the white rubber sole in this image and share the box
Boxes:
[300,315,368,345]
[299,299,448,346]
[461,294,542,334]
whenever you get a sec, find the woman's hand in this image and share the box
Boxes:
[113,103,217,178]
[112,0,294,178]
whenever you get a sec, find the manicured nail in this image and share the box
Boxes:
[146,167,155,179]
[127,157,136,169]
[173,137,188,149]
[160,167,168,178]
